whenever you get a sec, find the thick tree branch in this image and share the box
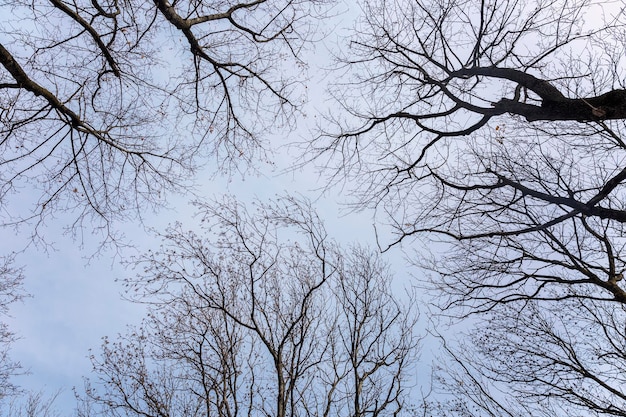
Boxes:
[490,170,626,223]
[451,67,626,121]
[50,0,121,77]
[451,67,566,101]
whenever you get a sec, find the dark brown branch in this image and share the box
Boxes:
[450,67,626,121]
[0,43,85,126]
[493,96,626,122]
[451,67,566,101]
[0,42,169,165]
[490,169,626,223]
[50,0,121,77]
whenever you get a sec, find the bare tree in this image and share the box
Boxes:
[420,295,626,417]
[0,255,26,404]
[0,0,325,238]
[317,0,626,251]
[328,245,418,417]
[310,0,626,414]
[79,196,418,416]
[2,390,62,417]
[315,0,626,307]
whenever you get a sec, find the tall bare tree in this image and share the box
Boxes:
[329,246,417,417]
[78,196,418,417]
[0,255,25,404]
[312,0,626,414]
[0,0,325,238]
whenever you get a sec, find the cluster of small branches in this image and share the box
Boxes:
[77,197,419,417]
[0,255,25,405]
[0,0,326,239]
[312,0,626,414]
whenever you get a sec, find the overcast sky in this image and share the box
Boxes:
[0,6,424,411]
[5,168,398,412]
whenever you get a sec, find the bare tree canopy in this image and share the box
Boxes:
[0,0,325,234]
[0,255,25,403]
[316,0,626,309]
[422,296,626,417]
[78,196,419,417]
[317,0,626,222]
[310,0,626,415]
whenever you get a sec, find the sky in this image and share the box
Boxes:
[4,170,400,412]
[0,3,426,412]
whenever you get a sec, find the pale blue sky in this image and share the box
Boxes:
[0,8,419,409]
[0,1,462,413]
